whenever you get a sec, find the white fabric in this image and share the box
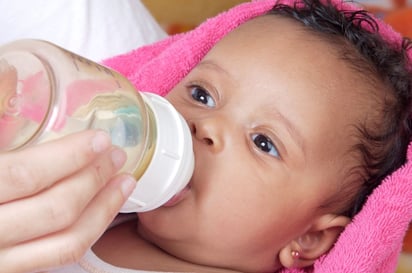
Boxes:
[49,214,171,273]
[49,249,162,273]
[0,0,167,61]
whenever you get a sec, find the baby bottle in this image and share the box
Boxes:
[0,39,194,213]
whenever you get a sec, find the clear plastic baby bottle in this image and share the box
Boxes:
[0,39,194,212]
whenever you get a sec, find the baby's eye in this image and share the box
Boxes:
[190,86,216,107]
[251,133,280,158]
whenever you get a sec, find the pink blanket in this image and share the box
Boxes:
[103,0,412,272]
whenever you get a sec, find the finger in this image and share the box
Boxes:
[0,130,112,203]
[0,146,127,247]
[0,174,136,273]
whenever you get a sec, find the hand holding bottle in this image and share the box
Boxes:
[0,130,136,273]
[0,39,194,213]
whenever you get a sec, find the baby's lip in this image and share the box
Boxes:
[163,182,192,207]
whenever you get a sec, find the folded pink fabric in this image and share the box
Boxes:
[103,0,412,272]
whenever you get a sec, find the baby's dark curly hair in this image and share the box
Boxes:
[268,0,412,217]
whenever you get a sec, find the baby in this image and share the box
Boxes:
[87,0,412,272]
[27,0,412,272]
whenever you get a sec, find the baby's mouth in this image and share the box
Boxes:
[163,182,192,207]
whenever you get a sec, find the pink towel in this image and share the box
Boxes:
[103,0,412,272]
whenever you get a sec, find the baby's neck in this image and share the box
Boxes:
[92,217,238,273]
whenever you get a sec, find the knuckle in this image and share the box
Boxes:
[90,161,112,187]
[74,150,114,185]
[45,198,78,228]
[57,239,88,266]
[71,147,93,171]
[90,165,105,186]
[97,198,118,220]
[5,164,40,193]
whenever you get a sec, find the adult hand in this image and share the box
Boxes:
[0,130,136,273]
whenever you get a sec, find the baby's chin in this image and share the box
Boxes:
[136,193,197,241]
[162,182,192,207]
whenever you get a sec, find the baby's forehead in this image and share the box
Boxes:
[213,13,346,63]
[229,14,319,40]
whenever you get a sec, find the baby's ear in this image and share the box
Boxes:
[279,214,350,269]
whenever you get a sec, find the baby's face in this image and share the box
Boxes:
[138,16,373,272]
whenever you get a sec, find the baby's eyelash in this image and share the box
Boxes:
[251,133,280,159]
[188,85,216,107]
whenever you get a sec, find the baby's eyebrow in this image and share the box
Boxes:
[197,59,232,78]
[268,107,305,157]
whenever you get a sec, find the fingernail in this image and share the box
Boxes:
[111,148,127,168]
[120,176,136,197]
[92,131,111,153]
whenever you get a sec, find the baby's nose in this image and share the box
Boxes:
[190,119,223,152]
